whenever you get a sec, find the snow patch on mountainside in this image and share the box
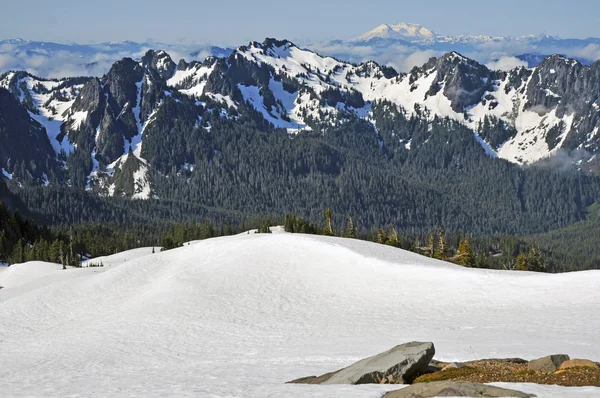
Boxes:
[131,162,152,200]
[499,110,576,163]
[1,168,13,179]
[0,73,82,155]
[168,63,215,98]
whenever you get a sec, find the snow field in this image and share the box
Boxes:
[0,232,598,396]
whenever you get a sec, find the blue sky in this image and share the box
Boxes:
[1,0,598,44]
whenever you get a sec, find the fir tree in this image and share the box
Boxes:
[426,233,435,257]
[527,246,546,272]
[376,228,388,244]
[515,252,528,271]
[476,252,487,268]
[387,226,400,247]
[434,228,447,260]
[323,208,334,236]
[284,214,296,233]
[345,216,356,238]
[456,237,475,267]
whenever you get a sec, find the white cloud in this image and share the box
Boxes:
[395,49,440,71]
[486,56,528,71]
[568,44,600,62]
[0,44,218,79]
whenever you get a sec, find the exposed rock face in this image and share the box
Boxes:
[0,88,57,182]
[527,354,570,373]
[383,380,536,398]
[142,50,176,81]
[559,359,600,370]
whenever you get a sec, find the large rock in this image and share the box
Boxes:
[383,380,536,397]
[527,354,570,373]
[559,359,600,370]
[321,342,435,385]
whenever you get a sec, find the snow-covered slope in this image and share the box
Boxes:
[80,246,156,267]
[1,232,598,396]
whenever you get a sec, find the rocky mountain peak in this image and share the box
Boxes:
[141,50,176,81]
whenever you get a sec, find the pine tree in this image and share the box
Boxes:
[515,252,528,271]
[434,228,447,260]
[0,234,5,262]
[456,237,475,267]
[323,208,334,236]
[476,252,487,268]
[69,226,76,267]
[376,228,388,244]
[345,216,356,238]
[426,233,435,257]
[387,225,399,247]
[527,246,546,272]
[284,214,296,233]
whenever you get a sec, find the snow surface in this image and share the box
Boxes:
[0,232,599,397]
[1,168,13,179]
[81,247,156,267]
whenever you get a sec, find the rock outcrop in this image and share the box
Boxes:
[289,342,435,385]
[527,354,570,373]
[383,380,536,397]
[559,359,600,370]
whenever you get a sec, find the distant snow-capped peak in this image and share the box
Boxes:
[355,23,438,42]
[352,23,558,45]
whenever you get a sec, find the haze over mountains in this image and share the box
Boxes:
[2,22,600,78]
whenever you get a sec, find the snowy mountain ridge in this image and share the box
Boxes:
[354,22,549,45]
[1,39,600,198]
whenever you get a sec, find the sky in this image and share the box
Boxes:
[1,0,599,45]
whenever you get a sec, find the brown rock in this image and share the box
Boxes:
[559,359,600,370]
[383,380,536,397]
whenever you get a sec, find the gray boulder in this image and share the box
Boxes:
[528,354,570,373]
[321,341,435,385]
[384,380,536,397]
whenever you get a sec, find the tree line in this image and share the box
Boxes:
[284,209,550,272]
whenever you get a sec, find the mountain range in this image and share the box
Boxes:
[313,22,600,71]
[1,37,599,235]
[2,23,600,79]
[0,38,231,78]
